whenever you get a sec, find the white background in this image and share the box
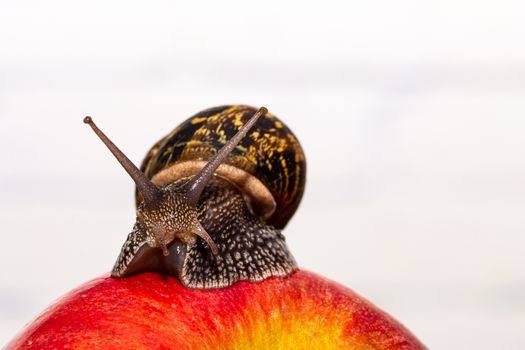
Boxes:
[1,1,524,348]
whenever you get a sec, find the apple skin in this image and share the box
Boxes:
[6,271,425,349]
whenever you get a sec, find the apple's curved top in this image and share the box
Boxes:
[6,271,426,350]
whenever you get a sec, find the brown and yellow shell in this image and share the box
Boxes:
[137,105,306,229]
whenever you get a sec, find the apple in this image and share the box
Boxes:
[6,271,425,349]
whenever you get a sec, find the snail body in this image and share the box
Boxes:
[86,105,305,289]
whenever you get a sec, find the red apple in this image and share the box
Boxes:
[6,270,425,349]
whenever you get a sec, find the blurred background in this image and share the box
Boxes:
[1,0,524,348]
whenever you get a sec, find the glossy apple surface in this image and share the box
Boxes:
[6,271,425,349]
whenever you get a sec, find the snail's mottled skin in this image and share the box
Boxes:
[189,178,296,287]
[86,106,304,290]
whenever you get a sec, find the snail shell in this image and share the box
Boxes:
[138,105,306,229]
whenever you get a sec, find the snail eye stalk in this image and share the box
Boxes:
[180,106,267,205]
[83,116,162,207]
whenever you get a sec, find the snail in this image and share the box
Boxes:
[84,105,306,289]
